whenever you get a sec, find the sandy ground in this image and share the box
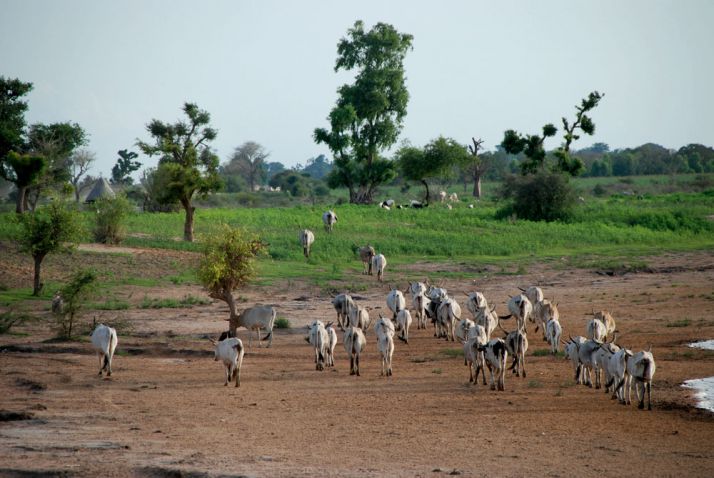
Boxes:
[1,246,713,477]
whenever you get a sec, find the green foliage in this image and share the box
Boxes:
[499,171,577,222]
[0,76,33,162]
[4,151,47,212]
[140,294,211,309]
[223,141,269,192]
[274,317,291,329]
[94,194,132,244]
[197,225,266,304]
[502,124,557,174]
[137,102,221,241]
[314,20,413,204]
[665,318,691,328]
[111,149,141,185]
[55,269,97,338]
[16,200,83,294]
[0,310,32,334]
[398,137,470,202]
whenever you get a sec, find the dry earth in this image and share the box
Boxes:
[1,246,714,477]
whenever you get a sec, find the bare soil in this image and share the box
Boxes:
[1,246,714,477]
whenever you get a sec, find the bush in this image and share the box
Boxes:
[274,317,290,329]
[55,270,97,338]
[498,171,577,222]
[592,184,608,197]
[94,194,132,244]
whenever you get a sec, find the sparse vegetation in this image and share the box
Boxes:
[274,317,290,329]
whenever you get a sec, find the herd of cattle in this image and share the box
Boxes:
[86,208,656,411]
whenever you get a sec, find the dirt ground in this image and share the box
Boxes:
[1,246,713,477]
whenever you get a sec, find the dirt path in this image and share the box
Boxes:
[1,251,713,477]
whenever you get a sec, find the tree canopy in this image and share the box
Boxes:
[398,137,469,203]
[137,102,221,241]
[111,149,141,185]
[314,20,413,204]
[225,141,269,191]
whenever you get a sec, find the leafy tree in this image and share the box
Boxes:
[25,121,87,210]
[0,77,38,213]
[553,91,605,175]
[225,141,269,191]
[398,137,469,203]
[68,149,95,202]
[268,170,325,199]
[0,77,33,161]
[139,167,180,212]
[265,161,286,179]
[16,200,83,295]
[501,124,558,174]
[314,20,413,204]
[110,149,141,185]
[301,154,333,179]
[55,269,96,338]
[137,103,221,241]
[676,144,714,173]
[498,170,576,222]
[4,151,46,213]
[197,225,266,335]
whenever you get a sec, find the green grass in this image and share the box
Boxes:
[274,317,290,329]
[1,188,713,290]
[665,319,692,328]
[92,299,131,310]
[440,348,463,358]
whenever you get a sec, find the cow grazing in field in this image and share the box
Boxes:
[322,210,337,232]
[299,229,315,258]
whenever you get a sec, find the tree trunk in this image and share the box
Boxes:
[74,183,80,203]
[421,179,431,204]
[16,185,26,214]
[224,291,240,335]
[472,172,482,199]
[182,199,195,242]
[33,254,45,296]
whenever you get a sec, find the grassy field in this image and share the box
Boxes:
[1,188,712,292]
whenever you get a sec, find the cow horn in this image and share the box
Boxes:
[646,343,652,353]
[518,287,525,292]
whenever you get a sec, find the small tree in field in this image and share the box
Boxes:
[197,225,266,335]
[55,269,96,338]
[17,200,83,295]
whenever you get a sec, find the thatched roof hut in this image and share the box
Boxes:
[84,177,116,203]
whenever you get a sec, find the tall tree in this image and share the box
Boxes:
[465,137,486,198]
[110,149,141,185]
[314,20,413,204]
[225,141,269,191]
[137,103,221,241]
[69,149,95,202]
[0,77,36,212]
[25,122,87,209]
[398,137,469,203]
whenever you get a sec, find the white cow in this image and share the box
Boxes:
[90,324,118,377]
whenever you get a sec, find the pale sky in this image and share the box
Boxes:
[1,0,712,179]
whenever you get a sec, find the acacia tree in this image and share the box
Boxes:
[69,149,95,202]
[197,225,266,335]
[110,149,141,185]
[137,103,221,242]
[16,200,82,295]
[225,141,269,191]
[314,20,413,204]
[499,91,604,221]
[398,137,469,203]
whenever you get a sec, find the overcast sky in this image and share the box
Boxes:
[1,0,712,178]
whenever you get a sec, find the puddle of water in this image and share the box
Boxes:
[688,340,714,350]
[683,377,714,412]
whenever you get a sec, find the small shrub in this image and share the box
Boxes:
[94,300,130,310]
[527,380,543,388]
[55,270,97,338]
[93,194,132,244]
[440,348,463,358]
[531,349,551,357]
[274,317,290,329]
[592,184,608,197]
